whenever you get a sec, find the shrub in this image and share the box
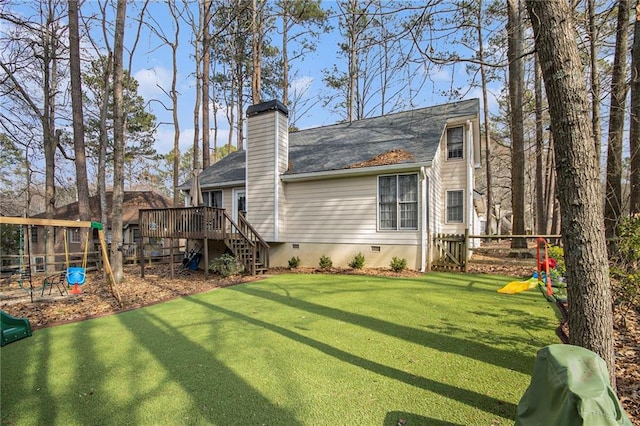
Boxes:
[547,245,566,276]
[288,256,301,269]
[349,252,365,269]
[611,215,640,309]
[390,257,407,273]
[319,255,332,269]
[209,253,244,277]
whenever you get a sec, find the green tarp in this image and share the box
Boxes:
[516,344,632,426]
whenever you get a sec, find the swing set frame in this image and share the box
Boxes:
[0,217,121,305]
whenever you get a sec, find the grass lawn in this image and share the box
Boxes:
[1,272,558,425]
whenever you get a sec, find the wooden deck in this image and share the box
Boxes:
[138,207,269,276]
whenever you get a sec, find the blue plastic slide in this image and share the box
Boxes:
[1,310,32,346]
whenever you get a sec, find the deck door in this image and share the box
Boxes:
[232,189,246,223]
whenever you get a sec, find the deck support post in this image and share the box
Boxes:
[203,238,209,277]
[169,237,174,278]
[464,228,469,273]
[140,237,145,278]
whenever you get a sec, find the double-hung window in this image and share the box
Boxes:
[447,190,464,223]
[447,126,464,159]
[204,190,222,208]
[69,228,82,244]
[378,174,418,230]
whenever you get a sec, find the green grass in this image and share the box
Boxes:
[1,273,558,425]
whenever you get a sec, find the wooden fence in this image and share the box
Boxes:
[432,232,467,272]
[431,232,562,272]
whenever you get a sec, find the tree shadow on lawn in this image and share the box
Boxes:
[383,410,464,426]
[1,321,116,425]
[185,296,517,420]
[2,327,61,425]
[117,309,302,425]
[228,285,544,375]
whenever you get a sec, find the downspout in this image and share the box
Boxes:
[466,120,474,251]
[274,111,279,242]
[420,167,428,272]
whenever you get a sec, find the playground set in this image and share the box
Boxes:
[498,237,569,342]
[0,217,120,346]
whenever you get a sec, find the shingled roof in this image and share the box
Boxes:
[34,191,173,227]
[179,99,479,190]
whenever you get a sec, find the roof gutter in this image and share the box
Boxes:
[177,180,246,192]
[281,161,432,182]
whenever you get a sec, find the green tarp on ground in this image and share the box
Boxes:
[516,344,632,426]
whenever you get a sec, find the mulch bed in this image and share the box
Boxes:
[1,263,638,424]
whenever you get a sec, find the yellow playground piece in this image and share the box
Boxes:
[497,277,538,294]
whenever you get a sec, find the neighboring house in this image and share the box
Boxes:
[28,191,173,270]
[177,99,481,271]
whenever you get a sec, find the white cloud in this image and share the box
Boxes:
[154,122,234,156]
[465,85,499,115]
[428,66,452,83]
[290,76,314,95]
[134,66,173,101]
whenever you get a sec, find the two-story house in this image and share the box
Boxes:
[176,99,481,272]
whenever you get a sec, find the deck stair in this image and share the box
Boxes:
[224,213,269,275]
[139,207,269,275]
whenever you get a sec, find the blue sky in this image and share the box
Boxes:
[117,1,501,156]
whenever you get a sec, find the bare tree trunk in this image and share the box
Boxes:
[526,0,616,388]
[630,0,640,214]
[202,0,211,168]
[193,8,202,171]
[98,53,112,228]
[347,0,358,123]
[604,0,630,253]
[251,0,261,104]
[588,0,603,163]
[507,0,527,249]
[44,4,58,273]
[166,4,182,206]
[68,0,91,230]
[111,0,127,283]
[227,66,235,153]
[282,0,289,106]
[544,134,557,234]
[534,55,545,234]
[478,0,494,236]
[236,60,244,150]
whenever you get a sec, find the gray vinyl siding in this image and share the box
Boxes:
[246,110,287,240]
[440,121,469,234]
[276,113,288,237]
[221,188,234,212]
[282,175,420,245]
[429,141,443,236]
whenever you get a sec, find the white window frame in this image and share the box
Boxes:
[377,173,419,231]
[446,190,465,224]
[446,126,464,160]
[69,228,82,244]
[33,256,45,272]
[232,188,246,223]
[204,190,223,208]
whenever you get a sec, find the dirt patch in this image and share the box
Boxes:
[1,263,637,424]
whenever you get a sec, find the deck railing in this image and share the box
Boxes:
[237,213,270,274]
[139,207,269,274]
[140,207,226,240]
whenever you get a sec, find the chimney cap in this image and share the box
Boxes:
[246,99,288,117]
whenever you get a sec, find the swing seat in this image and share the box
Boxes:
[66,267,86,286]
